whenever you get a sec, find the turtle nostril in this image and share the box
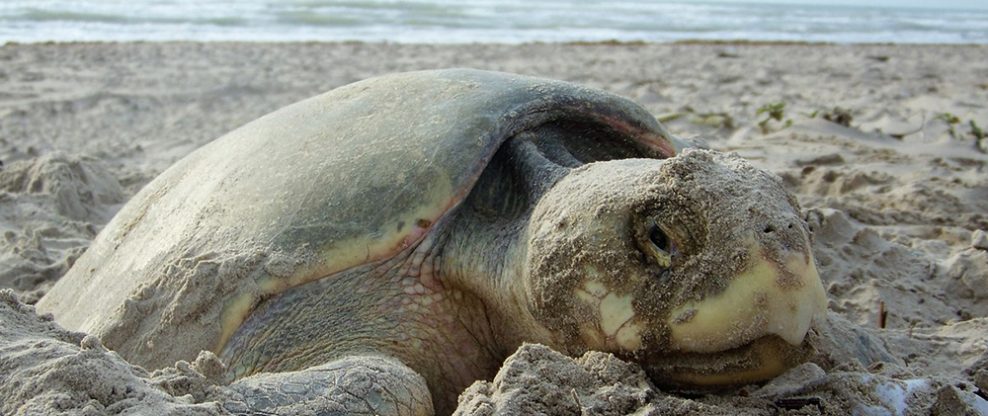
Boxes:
[763,225,775,234]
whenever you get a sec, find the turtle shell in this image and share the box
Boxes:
[37,68,680,369]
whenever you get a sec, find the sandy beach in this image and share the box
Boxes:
[1,42,987,414]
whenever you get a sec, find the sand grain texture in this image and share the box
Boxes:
[1,42,987,415]
[0,290,229,415]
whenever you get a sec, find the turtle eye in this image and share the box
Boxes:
[649,224,669,252]
[639,220,673,269]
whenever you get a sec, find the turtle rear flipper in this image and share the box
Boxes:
[223,355,433,416]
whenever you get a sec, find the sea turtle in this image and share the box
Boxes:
[37,69,827,415]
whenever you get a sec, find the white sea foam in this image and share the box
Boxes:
[1,0,986,44]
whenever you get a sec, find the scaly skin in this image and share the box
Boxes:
[222,355,434,416]
[221,233,501,415]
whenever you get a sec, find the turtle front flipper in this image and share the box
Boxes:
[222,355,433,416]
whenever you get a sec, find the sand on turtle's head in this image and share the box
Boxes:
[520,149,827,386]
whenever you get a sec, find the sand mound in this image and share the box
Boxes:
[0,290,228,415]
[0,155,124,302]
[455,344,654,415]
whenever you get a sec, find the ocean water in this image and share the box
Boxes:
[1,0,986,44]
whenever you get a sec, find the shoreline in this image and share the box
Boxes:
[3,39,988,48]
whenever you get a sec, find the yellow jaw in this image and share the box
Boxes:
[663,241,827,383]
[672,337,793,386]
[650,335,812,387]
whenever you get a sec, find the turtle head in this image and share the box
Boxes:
[521,148,827,388]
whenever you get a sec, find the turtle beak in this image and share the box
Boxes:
[657,238,828,385]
